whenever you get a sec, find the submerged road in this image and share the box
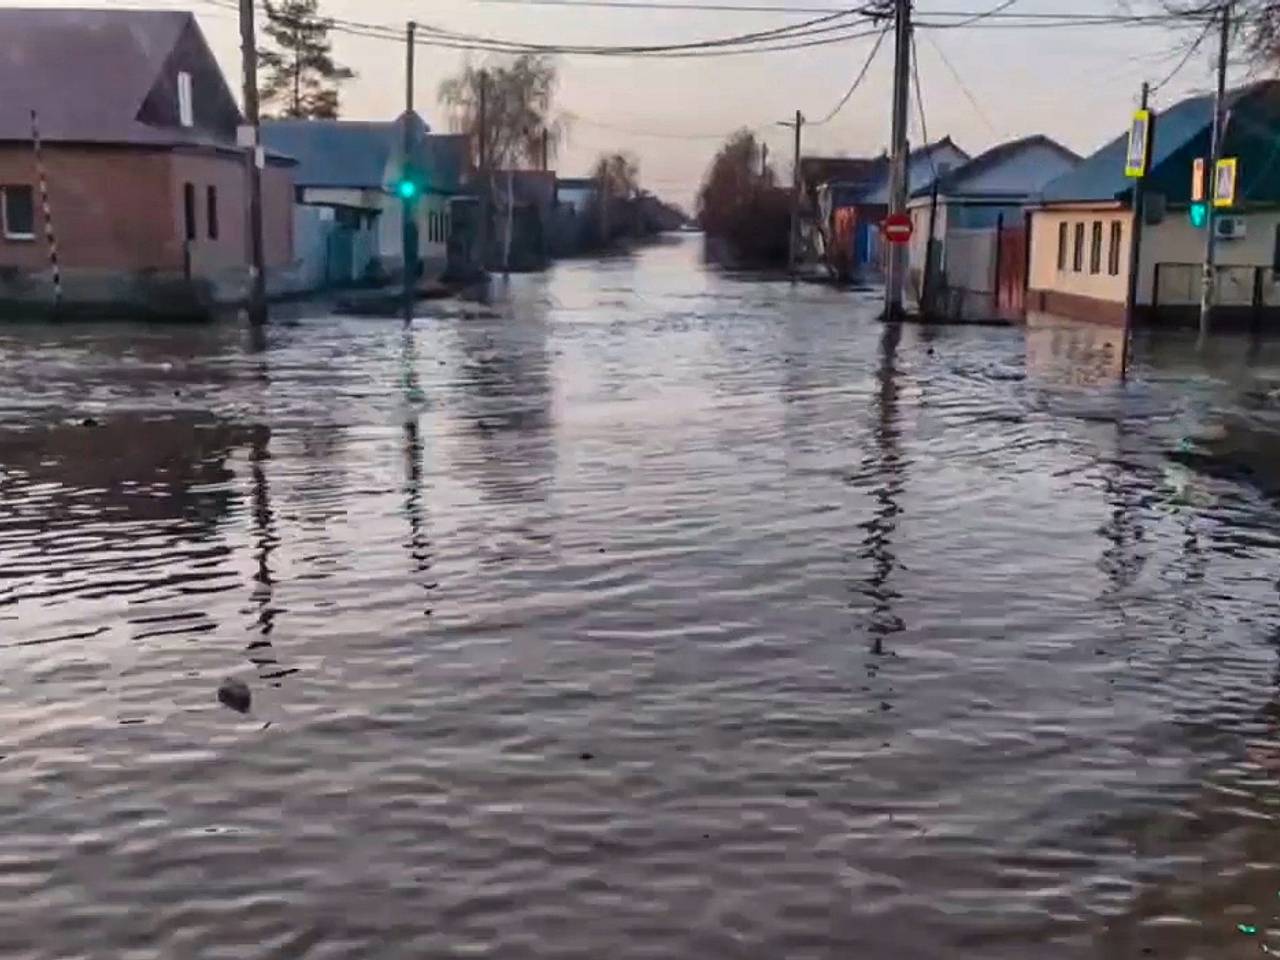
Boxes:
[2,234,1280,957]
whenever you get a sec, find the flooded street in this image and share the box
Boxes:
[6,234,1280,958]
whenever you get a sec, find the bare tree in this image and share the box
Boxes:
[437,55,568,170]
[592,152,641,201]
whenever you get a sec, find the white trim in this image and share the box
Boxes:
[2,186,35,241]
[177,71,194,128]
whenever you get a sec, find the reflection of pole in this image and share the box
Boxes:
[478,70,490,272]
[1199,3,1230,344]
[884,0,911,321]
[865,320,904,656]
[403,20,417,321]
[239,0,267,325]
[1123,81,1152,378]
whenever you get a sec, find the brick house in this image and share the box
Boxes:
[0,8,295,317]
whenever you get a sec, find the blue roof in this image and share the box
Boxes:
[912,135,1079,200]
[262,118,403,188]
[263,113,471,192]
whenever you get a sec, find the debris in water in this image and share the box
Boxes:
[217,677,251,714]
[579,751,594,761]
[80,417,100,428]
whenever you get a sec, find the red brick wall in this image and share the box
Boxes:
[0,144,295,275]
[0,145,178,270]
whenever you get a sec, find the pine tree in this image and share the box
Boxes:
[258,0,355,120]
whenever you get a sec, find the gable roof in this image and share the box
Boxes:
[853,137,970,204]
[1038,81,1280,206]
[264,119,401,189]
[913,135,1080,199]
[800,155,883,191]
[264,114,471,192]
[0,8,239,146]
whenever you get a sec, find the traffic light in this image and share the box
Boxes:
[1189,157,1207,228]
[396,176,419,200]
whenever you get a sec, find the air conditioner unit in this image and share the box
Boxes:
[1215,216,1246,240]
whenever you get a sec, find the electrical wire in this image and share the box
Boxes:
[910,31,936,179]
[921,30,998,137]
[809,25,889,125]
[1151,14,1216,93]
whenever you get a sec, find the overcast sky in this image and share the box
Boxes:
[18,0,1256,208]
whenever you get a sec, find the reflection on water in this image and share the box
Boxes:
[3,237,1280,957]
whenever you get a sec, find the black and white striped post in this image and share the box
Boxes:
[29,109,61,313]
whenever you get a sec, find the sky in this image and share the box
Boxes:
[14,0,1258,208]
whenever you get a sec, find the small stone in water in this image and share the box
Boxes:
[80,417,100,428]
[217,678,251,714]
[579,751,594,761]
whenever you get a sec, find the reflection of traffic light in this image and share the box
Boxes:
[1189,201,1208,229]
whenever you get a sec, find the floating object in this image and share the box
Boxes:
[217,677,251,714]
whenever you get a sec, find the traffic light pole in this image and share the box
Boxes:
[1199,2,1231,345]
[1122,81,1151,380]
[403,20,417,321]
[239,0,267,325]
[884,0,911,321]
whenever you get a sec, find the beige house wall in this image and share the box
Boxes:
[1029,207,1131,304]
[1138,210,1280,304]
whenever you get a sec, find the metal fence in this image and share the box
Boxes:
[1153,262,1276,310]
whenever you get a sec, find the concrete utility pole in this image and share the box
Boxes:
[761,141,769,179]
[239,0,267,325]
[884,0,912,321]
[1200,2,1231,343]
[1122,80,1152,378]
[403,20,417,320]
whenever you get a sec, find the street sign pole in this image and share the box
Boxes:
[1122,82,1153,380]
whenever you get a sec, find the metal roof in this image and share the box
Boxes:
[913,134,1080,199]
[0,8,239,147]
[1038,82,1280,205]
[263,115,470,191]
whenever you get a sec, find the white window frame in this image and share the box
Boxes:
[177,71,194,128]
[2,185,36,241]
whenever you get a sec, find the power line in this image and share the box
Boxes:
[1151,14,1216,93]
[810,25,889,125]
[921,30,998,137]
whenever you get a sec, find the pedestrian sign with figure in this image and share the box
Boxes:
[1125,109,1151,178]
[1213,157,1238,208]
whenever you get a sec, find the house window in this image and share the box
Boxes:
[1072,222,1085,272]
[1273,224,1280,274]
[1057,221,1067,271]
[1108,221,1123,276]
[2,185,35,239]
[207,186,218,240]
[1089,221,1103,274]
[178,71,194,128]
[183,182,196,241]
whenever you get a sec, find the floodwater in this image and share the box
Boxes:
[3,235,1280,959]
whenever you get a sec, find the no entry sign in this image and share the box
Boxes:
[881,213,913,244]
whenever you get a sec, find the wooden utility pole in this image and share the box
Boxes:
[239,0,267,325]
[785,110,804,279]
[403,20,417,320]
[884,0,912,321]
[1200,2,1231,344]
[1122,81,1152,378]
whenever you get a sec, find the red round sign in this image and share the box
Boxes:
[881,213,913,244]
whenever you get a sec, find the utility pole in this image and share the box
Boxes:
[478,69,489,273]
[788,111,804,279]
[541,128,549,172]
[239,0,267,325]
[884,0,911,321]
[1200,2,1231,344]
[1122,80,1152,378]
[761,142,769,179]
[402,20,417,319]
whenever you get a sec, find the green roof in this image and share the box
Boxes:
[1039,80,1280,207]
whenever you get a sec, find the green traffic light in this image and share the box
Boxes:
[1189,201,1208,229]
[396,179,418,200]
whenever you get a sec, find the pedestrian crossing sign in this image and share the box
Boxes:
[1213,157,1238,208]
[1125,109,1152,178]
